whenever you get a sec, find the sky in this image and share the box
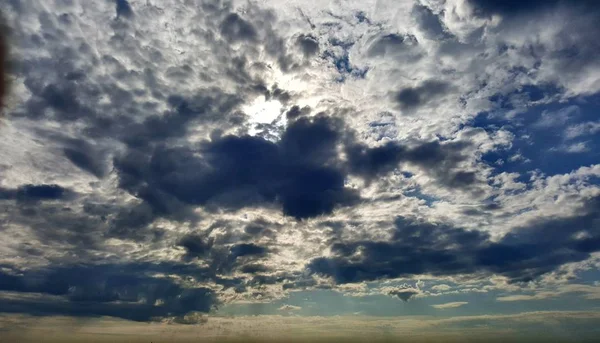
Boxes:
[0,0,599,341]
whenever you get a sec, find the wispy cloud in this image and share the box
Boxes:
[431,302,468,309]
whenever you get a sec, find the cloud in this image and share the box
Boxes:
[565,121,600,140]
[0,12,6,112]
[113,111,479,222]
[394,80,451,112]
[296,34,319,57]
[0,0,599,324]
[496,284,600,302]
[367,33,420,59]
[278,304,302,311]
[0,263,216,321]
[496,294,546,302]
[466,0,598,17]
[412,4,451,40]
[178,234,213,259]
[0,184,68,201]
[220,13,257,43]
[431,284,452,292]
[115,0,133,18]
[308,195,600,283]
[431,302,468,309]
[386,288,421,302]
[346,140,476,189]
[285,105,311,120]
[113,115,361,220]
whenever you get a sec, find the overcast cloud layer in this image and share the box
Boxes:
[0,0,599,333]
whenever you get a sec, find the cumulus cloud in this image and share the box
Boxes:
[431,284,452,292]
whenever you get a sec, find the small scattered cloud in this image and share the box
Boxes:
[431,284,452,292]
[431,302,468,309]
[278,304,302,312]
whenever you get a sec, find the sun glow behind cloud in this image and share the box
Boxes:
[243,95,283,133]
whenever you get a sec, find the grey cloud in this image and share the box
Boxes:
[230,243,267,258]
[297,34,319,57]
[412,4,451,40]
[347,140,477,189]
[367,33,420,58]
[112,107,479,223]
[0,184,69,202]
[113,115,360,220]
[62,139,107,178]
[395,80,451,111]
[240,264,271,274]
[115,0,133,19]
[220,13,258,43]
[244,223,271,236]
[267,84,292,104]
[0,263,216,321]
[308,195,600,283]
[388,288,420,302]
[286,105,311,120]
[178,234,213,259]
[467,0,598,17]
[176,230,270,277]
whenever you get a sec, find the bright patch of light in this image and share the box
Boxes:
[243,96,283,134]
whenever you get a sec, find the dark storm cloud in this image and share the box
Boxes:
[123,89,243,148]
[0,202,271,321]
[296,34,319,57]
[62,139,107,178]
[230,243,267,258]
[346,142,405,180]
[111,106,479,221]
[412,4,451,40]
[395,80,450,111]
[0,263,216,321]
[0,184,68,201]
[176,226,274,276]
[16,184,65,200]
[240,264,271,274]
[178,234,213,259]
[0,195,167,258]
[286,105,311,120]
[33,83,89,121]
[113,115,360,220]
[266,84,292,104]
[244,223,272,236]
[308,195,600,283]
[347,140,476,188]
[115,0,133,19]
[467,0,598,17]
[220,13,258,43]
